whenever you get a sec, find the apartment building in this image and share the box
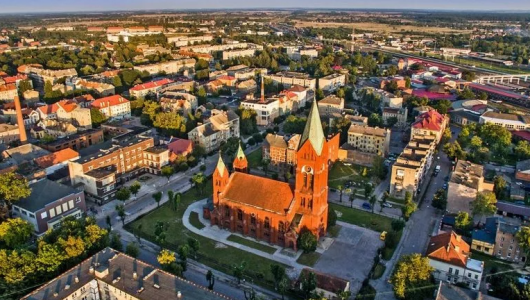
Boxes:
[41,128,104,152]
[427,231,484,290]
[167,34,214,47]
[318,95,344,115]
[91,95,131,120]
[180,42,248,54]
[346,125,391,156]
[383,107,408,128]
[240,98,280,126]
[133,59,196,75]
[68,79,115,97]
[286,47,319,61]
[222,48,256,60]
[319,73,346,92]
[447,161,492,215]
[374,89,403,108]
[187,110,239,153]
[143,146,170,175]
[390,136,437,198]
[264,71,317,89]
[472,217,527,263]
[0,124,20,144]
[233,68,268,81]
[262,133,301,170]
[12,178,86,234]
[21,249,231,300]
[411,109,449,143]
[0,84,17,102]
[159,91,198,116]
[129,78,175,99]
[19,65,77,87]
[69,132,155,204]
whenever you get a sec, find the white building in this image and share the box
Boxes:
[479,111,530,131]
[319,73,346,92]
[91,95,131,120]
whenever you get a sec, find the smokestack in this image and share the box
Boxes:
[260,74,265,103]
[14,96,27,144]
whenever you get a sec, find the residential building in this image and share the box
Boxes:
[166,137,193,160]
[0,84,17,102]
[68,132,155,204]
[479,111,530,131]
[67,78,115,96]
[264,72,317,89]
[427,231,484,290]
[206,102,331,249]
[434,281,502,300]
[222,48,256,60]
[133,59,195,75]
[298,269,349,300]
[129,78,175,99]
[494,219,526,263]
[240,98,280,126]
[167,34,214,46]
[21,248,232,300]
[447,161,492,215]
[179,42,248,54]
[318,95,344,115]
[411,109,449,143]
[19,65,77,88]
[143,146,170,175]
[233,68,267,81]
[159,91,198,115]
[383,107,408,128]
[34,148,79,175]
[237,79,257,93]
[449,110,481,126]
[11,178,86,234]
[41,128,104,152]
[0,144,50,180]
[516,159,530,182]
[346,124,391,156]
[263,133,301,171]
[0,123,20,144]
[374,89,403,108]
[188,110,240,153]
[91,95,131,120]
[319,73,346,92]
[35,120,78,138]
[347,115,368,126]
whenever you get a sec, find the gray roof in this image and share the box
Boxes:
[299,101,325,155]
[497,201,530,217]
[3,144,50,164]
[516,158,530,172]
[15,179,81,212]
[435,282,476,300]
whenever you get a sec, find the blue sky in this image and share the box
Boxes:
[1,0,530,13]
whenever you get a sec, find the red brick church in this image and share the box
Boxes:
[205,102,336,250]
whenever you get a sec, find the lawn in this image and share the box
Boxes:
[189,211,205,229]
[297,252,321,267]
[330,203,393,233]
[247,148,263,169]
[387,196,407,205]
[372,263,386,279]
[226,235,277,254]
[471,251,514,274]
[328,162,369,189]
[125,179,285,289]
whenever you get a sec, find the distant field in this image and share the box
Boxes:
[294,21,471,34]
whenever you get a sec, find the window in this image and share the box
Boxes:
[264,217,270,229]
[62,203,68,212]
[56,205,62,214]
[250,214,256,225]
[454,269,459,276]
[28,213,35,219]
[475,274,478,280]
[472,283,477,289]
[68,200,74,210]
[237,209,243,221]
[448,268,453,274]
[41,211,47,219]
[468,273,471,278]
[49,208,56,218]
[279,221,285,233]
[498,250,502,255]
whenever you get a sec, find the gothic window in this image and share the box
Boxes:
[303,173,307,188]
[308,199,313,209]
[301,197,305,207]
[307,173,313,190]
[251,214,256,225]
[279,221,285,233]
[237,209,243,221]
[264,217,270,229]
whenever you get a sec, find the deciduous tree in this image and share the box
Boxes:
[390,254,434,300]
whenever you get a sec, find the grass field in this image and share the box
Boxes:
[297,252,321,267]
[189,212,205,229]
[328,162,369,190]
[125,179,285,288]
[226,235,277,254]
[330,203,393,233]
[247,148,263,169]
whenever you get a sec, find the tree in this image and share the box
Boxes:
[364,182,373,199]
[109,232,123,252]
[278,277,289,300]
[462,70,476,81]
[337,185,344,202]
[125,242,140,258]
[116,204,126,225]
[157,249,176,267]
[455,211,472,232]
[300,271,317,300]
[315,88,325,100]
[390,254,434,300]
[232,261,247,284]
[368,113,382,127]
[432,189,447,210]
[472,192,497,224]
[154,221,168,247]
[261,159,270,175]
[18,80,33,94]
[270,264,286,290]
[237,107,258,135]
[129,181,141,198]
[515,140,530,160]
[328,207,337,227]
[161,165,174,182]
[401,201,417,221]
[206,270,216,290]
[298,231,317,253]
[369,195,377,214]
[191,172,207,195]
[493,175,509,200]
[0,218,33,248]
[391,219,406,232]
[0,172,30,205]
[115,188,131,202]
[106,215,112,230]
[516,226,530,267]
[44,80,53,99]
[372,156,387,180]
[187,237,200,259]
[349,193,355,208]
[152,191,163,208]
[90,108,107,127]
[112,76,123,88]
[177,244,190,270]
[443,141,466,160]
[441,128,452,144]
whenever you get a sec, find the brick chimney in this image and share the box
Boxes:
[260,74,265,103]
[14,96,27,144]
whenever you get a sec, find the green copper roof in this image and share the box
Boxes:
[299,100,325,155]
[236,142,246,160]
[216,154,226,176]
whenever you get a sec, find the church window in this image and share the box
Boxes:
[264,217,270,229]
[251,214,256,225]
[308,199,313,209]
[303,173,307,188]
[279,221,285,233]
[301,197,305,207]
[307,174,313,190]
[237,209,243,221]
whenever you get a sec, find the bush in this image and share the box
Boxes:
[200,165,207,172]
[391,219,406,232]
[252,133,263,143]
[328,207,337,227]
[247,138,256,146]
[385,231,400,249]
[298,231,317,253]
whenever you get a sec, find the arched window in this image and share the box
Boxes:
[264,217,270,229]
[237,209,243,221]
[308,199,313,209]
[279,221,285,233]
[250,213,256,225]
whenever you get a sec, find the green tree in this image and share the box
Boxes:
[372,156,387,180]
[368,113,382,127]
[432,189,447,210]
[191,172,207,195]
[516,226,530,267]
[455,211,472,232]
[369,195,377,213]
[116,188,131,202]
[349,192,355,208]
[44,80,53,99]
[390,254,434,300]
[161,165,174,182]
[206,270,216,290]
[115,204,126,225]
[328,206,337,227]
[315,89,325,100]
[196,86,208,105]
[232,261,247,284]
[187,237,200,259]
[300,271,317,300]
[129,181,141,198]
[0,218,33,248]
[337,185,344,202]
[109,232,123,251]
[298,231,317,253]
[472,192,497,224]
[493,175,509,200]
[125,242,140,258]
[152,191,163,208]
[112,76,123,88]
[443,141,466,160]
[90,108,107,127]
[391,219,406,232]
[0,172,31,205]
[278,277,289,300]
[401,201,417,221]
[515,140,530,160]
[364,182,373,199]
[18,80,33,94]
[270,264,286,290]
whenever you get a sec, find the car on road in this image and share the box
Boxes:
[382,202,393,208]
[443,183,448,189]
[380,231,387,241]
[362,202,372,210]
[444,176,450,182]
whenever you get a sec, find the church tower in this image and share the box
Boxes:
[294,101,329,238]
[213,154,230,204]
[233,143,248,173]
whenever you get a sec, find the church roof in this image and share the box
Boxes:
[299,101,325,155]
[216,154,226,176]
[222,172,294,214]
[236,142,245,160]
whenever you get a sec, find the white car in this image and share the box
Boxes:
[382,202,393,208]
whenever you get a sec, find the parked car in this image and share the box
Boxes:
[382,202,393,208]
[380,231,387,241]
[362,202,372,210]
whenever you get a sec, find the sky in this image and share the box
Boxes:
[1,0,530,13]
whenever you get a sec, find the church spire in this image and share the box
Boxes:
[233,142,248,173]
[299,100,325,155]
[216,152,226,177]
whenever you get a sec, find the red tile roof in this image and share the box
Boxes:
[222,172,293,213]
[3,74,28,84]
[130,79,175,91]
[218,75,236,81]
[0,84,16,92]
[412,109,445,131]
[37,104,59,115]
[91,95,129,108]
[35,148,79,168]
[513,131,530,142]
[426,231,470,268]
[168,138,193,155]
[57,100,78,113]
